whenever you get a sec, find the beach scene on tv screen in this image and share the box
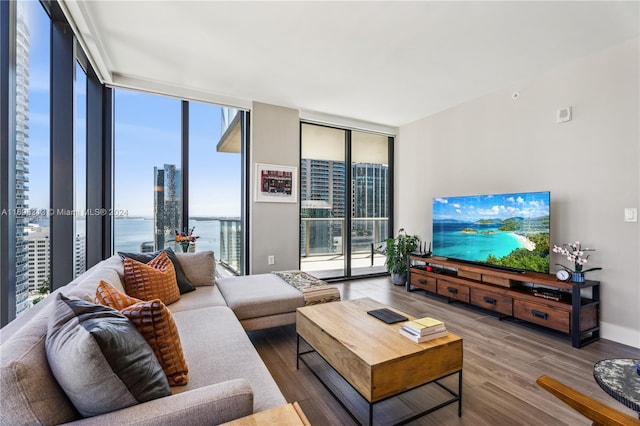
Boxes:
[432,191,550,273]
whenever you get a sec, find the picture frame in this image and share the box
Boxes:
[254,163,297,203]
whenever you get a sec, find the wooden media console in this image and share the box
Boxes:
[406,255,600,348]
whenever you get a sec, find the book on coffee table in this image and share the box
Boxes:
[404,317,446,336]
[399,326,448,343]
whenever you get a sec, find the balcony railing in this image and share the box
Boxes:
[300,217,388,257]
[219,219,242,275]
[300,217,389,277]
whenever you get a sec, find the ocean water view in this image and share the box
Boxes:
[39,218,223,255]
[432,221,522,262]
[115,219,222,254]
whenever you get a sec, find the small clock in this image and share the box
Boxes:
[556,270,571,282]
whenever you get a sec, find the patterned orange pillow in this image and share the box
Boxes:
[121,299,189,386]
[95,281,189,386]
[95,280,140,309]
[123,251,180,305]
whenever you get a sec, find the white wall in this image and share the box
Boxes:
[396,38,640,348]
[250,102,300,274]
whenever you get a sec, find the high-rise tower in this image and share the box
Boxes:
[15,8,31,316]
[153,164,182,250]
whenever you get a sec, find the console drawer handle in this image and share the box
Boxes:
[532,310,548,320]
[483,296,496,305]
[418,279,427,285]
[447,287,458,294]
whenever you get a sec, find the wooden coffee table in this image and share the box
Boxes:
[296,298,463,426]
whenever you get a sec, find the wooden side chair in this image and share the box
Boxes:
[536,375,640,426]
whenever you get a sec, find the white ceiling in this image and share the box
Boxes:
[61,1,639,128]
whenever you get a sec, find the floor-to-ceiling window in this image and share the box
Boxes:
[74,61,86,277]
[188,103,244,275]
[113,90,181,254]
[16,0,51,313]
[350,130,390,277]
[114,91,247,275]
[300,124,347,278]
[300,123,392,279]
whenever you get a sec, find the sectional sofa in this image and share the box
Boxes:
[0,250,337,425]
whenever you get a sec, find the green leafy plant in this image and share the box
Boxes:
[383,228,419,276]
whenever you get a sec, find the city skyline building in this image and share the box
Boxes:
[25,223,85,295]
[25,224,49,292]
[300,159,389,256]
[15,8,31,316]
[153,164,182,250]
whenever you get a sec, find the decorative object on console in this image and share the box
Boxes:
[175,227,199,252]
[553,241,602,282]
[382,228,419,285]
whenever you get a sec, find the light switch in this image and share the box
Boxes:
[624,208,637,223]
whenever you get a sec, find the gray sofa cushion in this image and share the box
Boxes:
[216,274,304,320]
[175,251,216,286]
[172,306,286,413]
[0,299,79,425]
[169,285,227,313]
[46,295,170,418]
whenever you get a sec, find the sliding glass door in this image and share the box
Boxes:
[351,131,390,277]
[300,123,392,279]
[300,124,347,278]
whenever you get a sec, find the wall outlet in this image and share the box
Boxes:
[624,208,637,223]
[268,255,275,265]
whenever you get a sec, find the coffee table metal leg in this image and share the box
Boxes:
[458,370,463,417]
[296,334,300,369]
[369,403,373,426]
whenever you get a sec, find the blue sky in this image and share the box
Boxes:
[433,191,550,222]
[23,1,241,218]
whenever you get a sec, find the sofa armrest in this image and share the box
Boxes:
[64,379,253,426]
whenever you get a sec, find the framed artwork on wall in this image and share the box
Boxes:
[254,163,297,203]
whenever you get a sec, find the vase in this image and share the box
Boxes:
[571,272,585,283]
[180,242,190,253]
[390,272,406,286]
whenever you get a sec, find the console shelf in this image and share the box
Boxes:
[407,255,600,348]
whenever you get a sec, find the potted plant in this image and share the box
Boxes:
[383,228,419,285]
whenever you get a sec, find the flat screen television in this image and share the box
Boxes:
[432,191,550,273]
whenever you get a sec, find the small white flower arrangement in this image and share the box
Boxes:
[552,241,602,276]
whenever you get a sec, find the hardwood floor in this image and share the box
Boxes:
[247,277,639,425]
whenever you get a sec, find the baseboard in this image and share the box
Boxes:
[600,321,640,348]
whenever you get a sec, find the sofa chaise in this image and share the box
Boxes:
[0,250,339,425]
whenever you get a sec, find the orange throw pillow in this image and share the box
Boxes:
[121,299,188,386]
[95,280,139,309]
[123,251,180,305]
[95,281,189,386]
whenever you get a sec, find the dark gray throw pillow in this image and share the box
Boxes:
[118,247,196,294]
[45,294,171,418]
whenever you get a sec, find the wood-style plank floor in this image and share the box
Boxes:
[247,277,639,425]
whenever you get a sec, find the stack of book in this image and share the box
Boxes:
[399,317,447,343]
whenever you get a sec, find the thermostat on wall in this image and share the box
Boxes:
[557,107,572,123]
